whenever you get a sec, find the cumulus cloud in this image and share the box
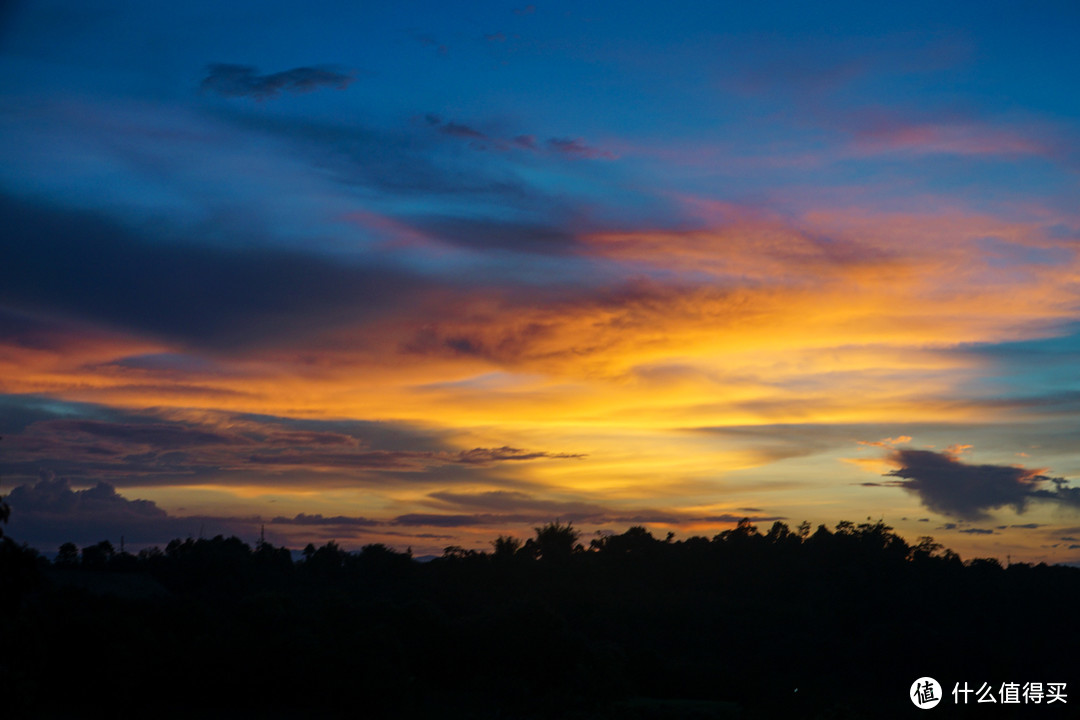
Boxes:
[882,448,1080,520]
[8,475,165,520]
[4,476,212,548]
[201,64,354,100]
[2,476,393,550]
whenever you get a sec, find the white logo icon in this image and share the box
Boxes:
[912,677,942,709]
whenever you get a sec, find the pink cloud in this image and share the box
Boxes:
[851,120,1048,158]
[339,210,446,251]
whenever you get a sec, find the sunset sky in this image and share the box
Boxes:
[3,1,1080,562]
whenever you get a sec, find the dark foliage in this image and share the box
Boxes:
[1,520,1078,718]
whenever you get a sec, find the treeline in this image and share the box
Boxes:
[2,520,1078,718]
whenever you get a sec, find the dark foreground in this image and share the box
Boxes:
[2,520,1078,718]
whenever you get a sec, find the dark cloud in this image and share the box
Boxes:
[424,113,488,140]
[393,513,494,527]
[959,528,995,535]
[269,513,378,527]
[4,476,220,548]
[0,307,96,352]
[883,448,1080,520]
[409,215,581,255]
[399,318,562,364]
[452,447,585,464]
[223,111,536,202]
[428,489,604,516]
[440,122,488,140]
[1,476,387,550]
[700,514,786,524]
[546,137,616,160]
[233,412,449,454]
[201,64,354,100]
[2,476,467,551]
[0,194,432,350]
[0,394,114,435]
[0,395,580,489]
[424,114,615,162]
[513,134,537,150]
[242,445,581,471]
[243,450,427,470]
[42,419,247,449]
[8,476,165,520]
[413,34,448,55]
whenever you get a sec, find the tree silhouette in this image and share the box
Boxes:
[55,542,79,567]
[592,525,660,555]
[492,534,521,559]
[81,540,115,569]
[532,520,580,562]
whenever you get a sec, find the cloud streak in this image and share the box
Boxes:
[0,397,584,489]
[0,194,435,351]
[423,114,615,160]
[201,64,354,100]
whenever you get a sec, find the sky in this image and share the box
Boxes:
[2,0,1080,562]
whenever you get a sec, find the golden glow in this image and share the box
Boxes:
[6,204,1079,559]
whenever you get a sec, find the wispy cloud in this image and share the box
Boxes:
[201,64,355,100]
[423,114,616,160]
[546,137,617,160]
[0,397,582,490]
[413,33,448,55]
[849,120,1048,158]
